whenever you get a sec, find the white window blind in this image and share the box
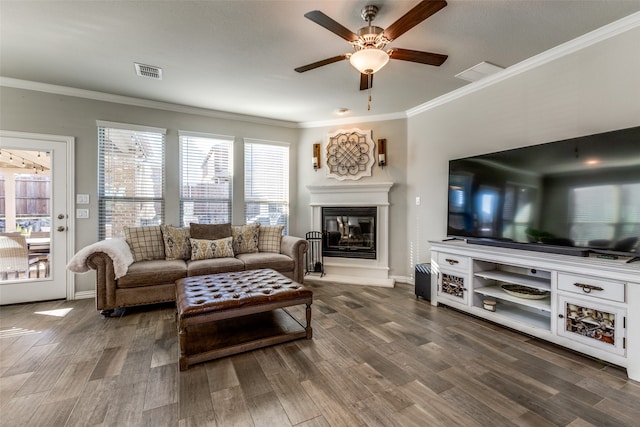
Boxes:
[620,183,640,239]
[569,184,625,245]
[97,123,166,239]
[179,132,233,226]
[244,140,289,233]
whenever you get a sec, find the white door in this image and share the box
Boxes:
[0,131,72,305]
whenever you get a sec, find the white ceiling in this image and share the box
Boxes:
[1,1,639,125]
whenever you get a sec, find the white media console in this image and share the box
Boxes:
[430,240,640,381]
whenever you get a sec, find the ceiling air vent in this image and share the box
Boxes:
[455,61,503,83]
[134,63,163,80]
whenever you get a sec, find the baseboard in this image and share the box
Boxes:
[391,275,412,285]
[74,290,95,300]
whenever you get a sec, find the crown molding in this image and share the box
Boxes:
[407,11,640,117]
[0,77,299,129]
[298,111,407,129]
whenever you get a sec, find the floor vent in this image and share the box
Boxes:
[134,63,162,80]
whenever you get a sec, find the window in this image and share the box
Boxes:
[502,183,536,242]
[97,121,166,239]
[179,131,233,226]
[475,185,500,236]
[244,139,289,233]
[569,183,640,246]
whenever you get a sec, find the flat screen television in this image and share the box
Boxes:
[447,125,640,260]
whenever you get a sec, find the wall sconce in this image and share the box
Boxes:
[378,139,387,168]
[313,143,321,171]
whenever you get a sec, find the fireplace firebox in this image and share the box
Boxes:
[322,207,376,259]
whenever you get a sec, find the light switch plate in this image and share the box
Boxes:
[76,208,89,219]
[76,194,90,204]
[415,196,421,206]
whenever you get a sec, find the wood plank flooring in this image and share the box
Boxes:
[1,282,639,426]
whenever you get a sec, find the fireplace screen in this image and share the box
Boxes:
[322,207,376,259]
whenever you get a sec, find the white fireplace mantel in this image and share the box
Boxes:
[307,182,394,287]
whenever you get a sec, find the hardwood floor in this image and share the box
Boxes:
[1,282,639,426]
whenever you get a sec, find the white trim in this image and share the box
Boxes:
[307,182,394,287]
[65,135,76,301]
[0,77,298,129]
[74,290,96,300]
[0,130,75,301]
[391,275,413,285]
[243,137,291,148]
[407,11,640,117]
[178,130,234,141]
[298,111,408,129]
[96,120,167,135]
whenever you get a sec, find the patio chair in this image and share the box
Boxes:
[0,235,40,280]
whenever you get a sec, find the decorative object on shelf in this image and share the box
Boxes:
[325,128,375,180]
[377,138,386,168]
[501,284,550,300]
[312,143,321,171]
[483,299,497,312]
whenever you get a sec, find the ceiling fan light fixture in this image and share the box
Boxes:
[349,48,389,74]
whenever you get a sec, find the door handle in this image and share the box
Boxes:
[57,213,66,219]
[57,226,66,232]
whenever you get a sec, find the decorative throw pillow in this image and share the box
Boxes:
[161,225,191,260]
[258,225,284,253]
[124,225,165,262]
[189,223,232,240]
[232,224,260,254]
[190,237,234,260]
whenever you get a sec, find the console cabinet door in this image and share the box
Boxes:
[437,269,469,305]
[557,294,626,356]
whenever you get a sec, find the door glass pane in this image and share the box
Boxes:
[0,149,51,281]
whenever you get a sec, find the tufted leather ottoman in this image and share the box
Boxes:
[176,268,313,370]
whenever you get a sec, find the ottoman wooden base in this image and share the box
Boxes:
[176,269,313,371]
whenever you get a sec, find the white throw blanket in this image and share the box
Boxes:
[67,237,134,279]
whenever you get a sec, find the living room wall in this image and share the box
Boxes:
[295,119,409,281]
[0,87,301,294]
[406,25,640,272]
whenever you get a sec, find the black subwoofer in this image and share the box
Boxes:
[415,263,431,301]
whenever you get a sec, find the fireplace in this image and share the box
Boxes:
[322,207,376,259]
[307,182,394,287]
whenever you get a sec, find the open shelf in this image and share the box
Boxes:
[474,285,551,312]
[475,301,551,330]
[474,270,550,291]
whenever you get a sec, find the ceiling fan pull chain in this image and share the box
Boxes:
[368,74,373,111]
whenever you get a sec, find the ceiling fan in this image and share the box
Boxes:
[295,0,448,91]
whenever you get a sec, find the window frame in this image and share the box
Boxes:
[178,130,234,227]
[243,138,290,234]
[96,120,166,239]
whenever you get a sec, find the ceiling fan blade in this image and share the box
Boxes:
[304,10,359,42]
[359,73,373,91]
[384,0,447,41]
[295,55,349,73]
[390,48,448,66]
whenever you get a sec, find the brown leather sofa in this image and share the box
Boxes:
[85,235,308,316]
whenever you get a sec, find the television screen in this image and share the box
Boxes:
[447,126,640,257]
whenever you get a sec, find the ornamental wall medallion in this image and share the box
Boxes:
[325,128,375,181]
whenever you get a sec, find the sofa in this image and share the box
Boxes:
[69,223,308,316]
